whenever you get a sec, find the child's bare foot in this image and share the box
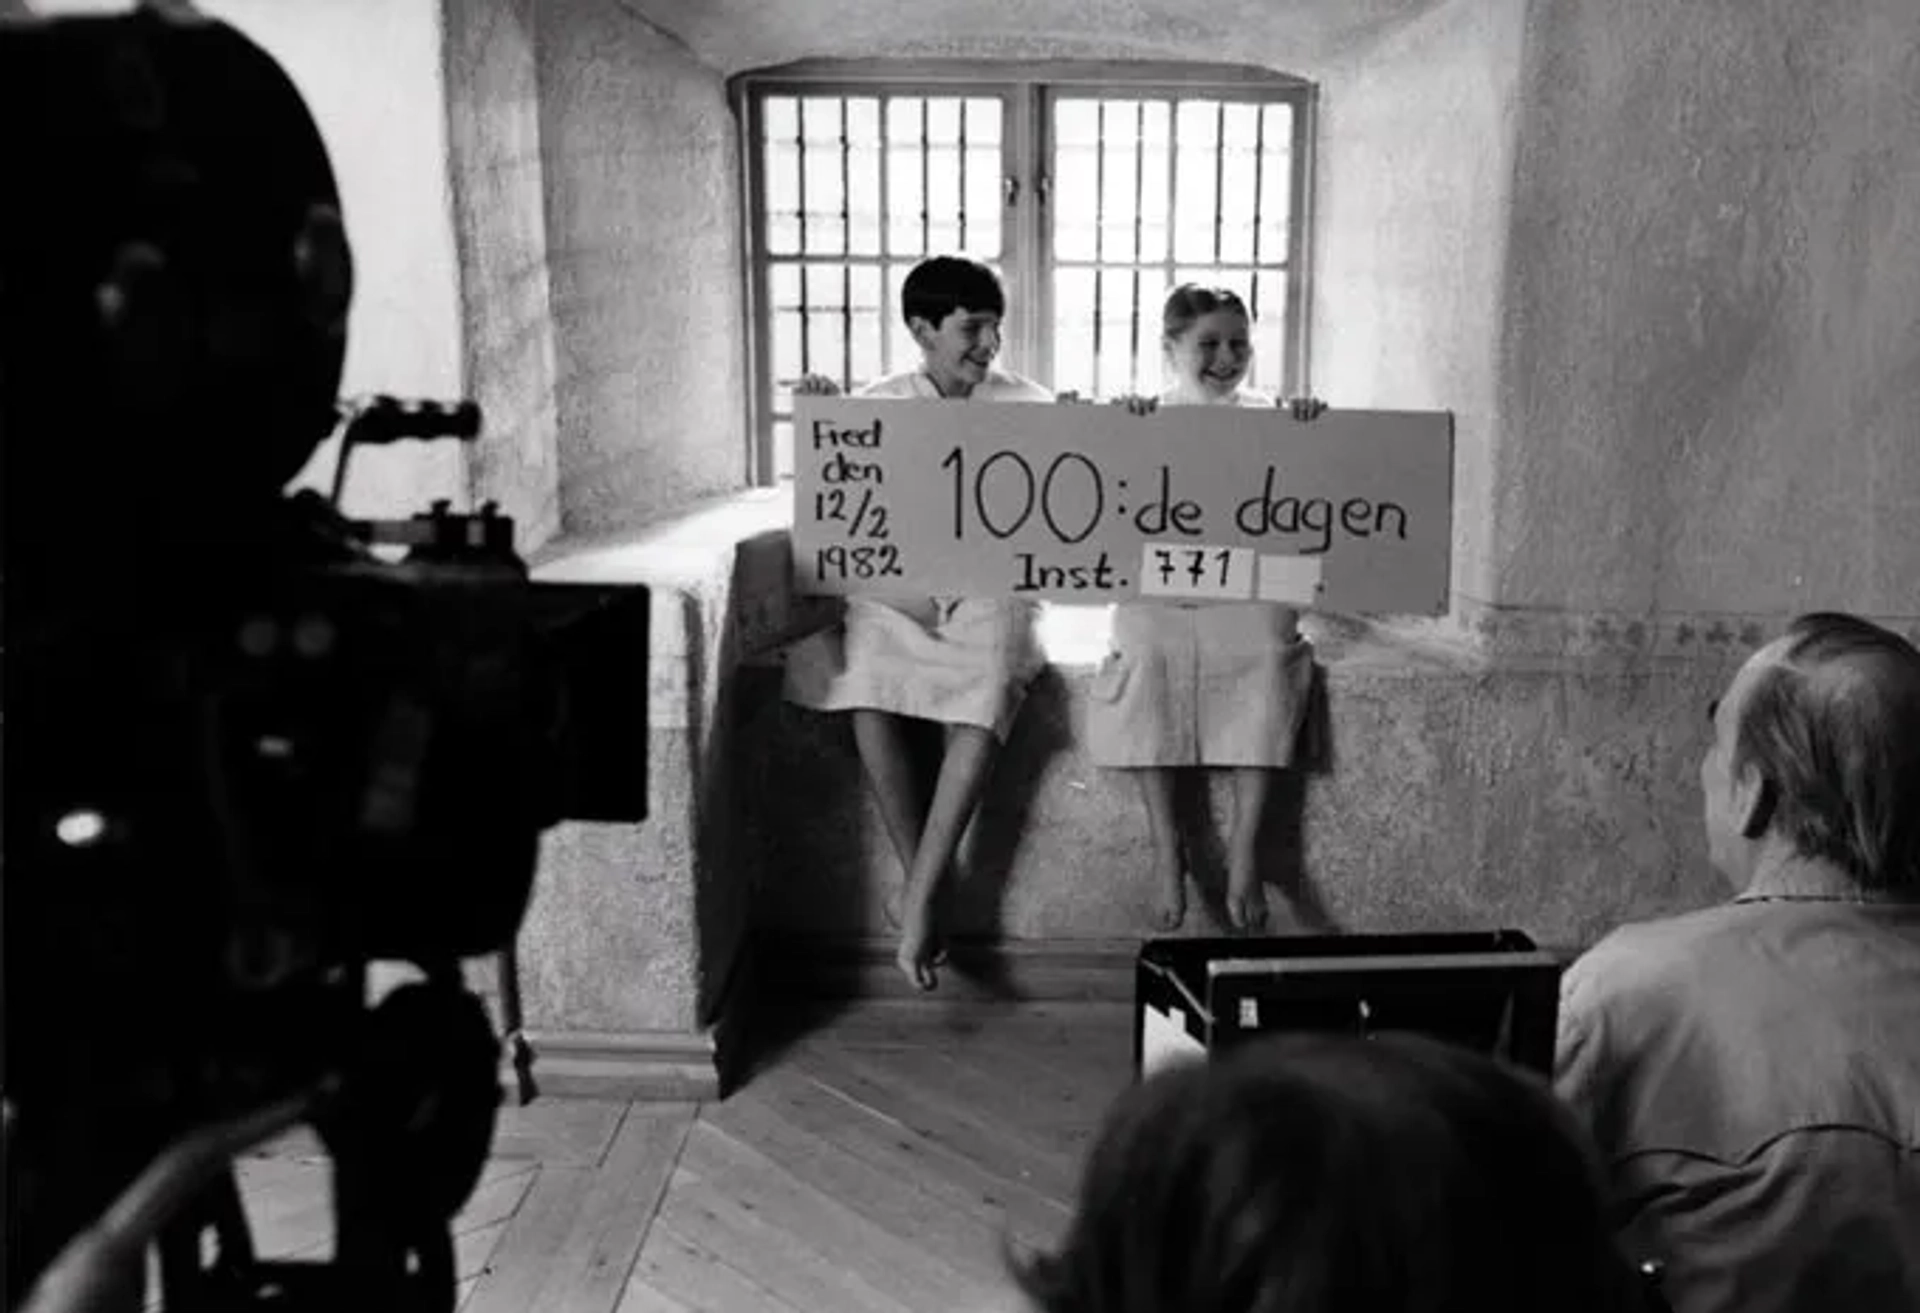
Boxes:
[896,916,941,991]
[884,885,947,963]
[1226,871,1270,933]
[1154,880,1187,931]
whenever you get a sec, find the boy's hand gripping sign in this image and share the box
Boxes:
[792,398,1454,614]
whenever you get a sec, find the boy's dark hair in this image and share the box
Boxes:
[1011,1033,1642,1313]
[901,255,1005,328]
[1733,612,1920,892]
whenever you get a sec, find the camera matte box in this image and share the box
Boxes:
[1134,930,1562,1078]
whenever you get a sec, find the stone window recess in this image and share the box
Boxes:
[735,62,1317,482]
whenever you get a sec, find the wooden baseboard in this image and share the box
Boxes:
[509,1028,721,1102]
[754,935,1143,1003]
[501,938,760,1104]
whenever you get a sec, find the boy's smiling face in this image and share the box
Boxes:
[912,306,1002,396]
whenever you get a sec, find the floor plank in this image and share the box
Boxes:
[489,1097,631,1167]
[609,1269,697,1313]
[234,1156,331,1259]
[738,1062,1072,1250]
[455,1161,540,1235]
[211,999,1118,1313]
[455,1216,511,1288]
[464,1104,693,1313]
[788,1042,1083,1203]
[235,1144,540,1263]
[679,1120,998,1312]
[702,1086,1021,1287]
[627,1224,802,1313]
[801,1000,1132,1049]
[787,1001,1136,1101]
[820,1043,1105,1165]
[653,1165,909,1313]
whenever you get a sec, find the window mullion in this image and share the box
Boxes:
[1010,83,1045,388]
[839,98,853,390]
[1287,87,1315,398]
[742,90,774,484]
[878,97,893,377]
[1162,93,1178,334]
[1130,100,1147,394]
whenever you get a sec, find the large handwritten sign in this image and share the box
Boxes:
[793,398,1454,613]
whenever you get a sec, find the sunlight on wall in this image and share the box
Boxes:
[194,0,468,520]
[1040,602,1115,666]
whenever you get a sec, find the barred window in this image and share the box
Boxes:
[738,64,1315,481]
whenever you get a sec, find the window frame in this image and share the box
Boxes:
[732,59,1318,485]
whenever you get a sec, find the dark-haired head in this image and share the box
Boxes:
[1010,1033,1641,1313]
[902,255,1006,329]
[1724,613,1920,892]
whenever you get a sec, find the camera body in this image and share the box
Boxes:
[6,470,649,1306]
[1,11,649,1307]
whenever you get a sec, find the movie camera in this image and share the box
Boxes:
[2,11,648,1309]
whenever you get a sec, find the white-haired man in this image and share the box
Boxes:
[1557,612,1920,1313]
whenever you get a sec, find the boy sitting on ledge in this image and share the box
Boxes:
[784,255,1053,991]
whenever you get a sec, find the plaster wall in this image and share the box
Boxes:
[536,0,749,535]
[444,0,564,550]
[1496,0,1920,617]
[197,0,469,520]
[520,495,800,1036]
[744,635,1747,951]
[1314,0,1527,607]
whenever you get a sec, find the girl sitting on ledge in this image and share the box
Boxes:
[1087,284,1324,932]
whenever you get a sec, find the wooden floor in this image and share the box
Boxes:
[225,1000,1135,1313]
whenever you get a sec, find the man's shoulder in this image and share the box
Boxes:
[1555,905,1759,1117]
[1563,903,1749,1008]
[1579,901,1745,958]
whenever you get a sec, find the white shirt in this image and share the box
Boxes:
[858,368,1052,402]
[1158,383,1276,408]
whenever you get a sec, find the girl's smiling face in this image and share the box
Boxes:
[1165,307,1253,399]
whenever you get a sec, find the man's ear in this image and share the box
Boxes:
[906,316,936,350]
[1732,762,1774,839]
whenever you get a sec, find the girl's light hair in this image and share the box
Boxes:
[1161,283,1250,343]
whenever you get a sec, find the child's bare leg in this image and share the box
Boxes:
[1226,767,1274,932]
[1133,768,1184,929]
[851,709,924,926]
[895,724,999,990]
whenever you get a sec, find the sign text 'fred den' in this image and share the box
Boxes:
[793,398,1454,614]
